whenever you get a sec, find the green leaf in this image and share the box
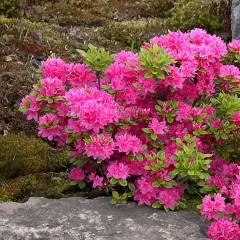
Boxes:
[30,90,39,96]
[177,202,187,209]
[161,181,175,188]
[111,199,118,204]
[19,106,28,112]
[121,193,128,200]
[78,181,85,189]
[128,153,135,161]
[152,201,162,208]
[152,181,161,187]
[127,192,133,197]
[155,105,162,112]
[144,165,152,171]
[74,157,89,167]
[142,128,152,134]
[69,158,76,164]
[109,178,118,185]
[136,153,143,162]
[144,72,153,78]
[166,117,174,123]
[176,138,184,146]
[163,205,169,212]
[112,191,120,199]
[52,119,59,127]
[156,72,164,79]
[47,98,54,104]
[129,120,137,125]
[69,181,78,186]
[151,133,157,141]
[76,49,86,56]
[40,123,50,128]
[119,179,128,187]
[119,123,128,129]
[128,183,136,191]
[66,135,74,144]
[54,96,64,101]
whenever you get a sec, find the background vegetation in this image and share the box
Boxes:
[0,0,232,202]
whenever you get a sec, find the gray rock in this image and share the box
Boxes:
[0,197,209,240]
[232,0,240,39]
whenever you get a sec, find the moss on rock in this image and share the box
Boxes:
[102,18,168,50]
[0,172,70,202]
[0,133,68,181]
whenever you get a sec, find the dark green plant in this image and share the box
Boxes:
[168,0,222,33]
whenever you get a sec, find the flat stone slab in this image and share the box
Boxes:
[0,197,208,240]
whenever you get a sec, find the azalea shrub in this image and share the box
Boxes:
[20,29,240,239]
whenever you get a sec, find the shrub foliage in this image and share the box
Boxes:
[20,29,240,239]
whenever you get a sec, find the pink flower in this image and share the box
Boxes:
[164,66,184,89]
[138,76,156,94]
[89,173,105,188]
[210,119,221,128]
[134,176,157,205]
[67,63,96,87]
[209,157,228,172]
[157,187,184,208]
[219,65,240,80]
[149,118,167,135]
[85,133,115,160]
[115,134,142,154]
[20,96,40,121]
[41,58,68,83]
[201,194,226,220]
[38,113,62,141]
[117,86,139,104]
[228,40,240,53]
[167,81,198,101]
[207,175,229,194]
[66,87,119,133]
[231,111,240,126]
[40,77,65,98]
[69,167,85,181]
[110,76,126,91]
[176,103,192,121]
[114,50,139,66]
[107,162,130,179]
[224,204,235,215]
[207,217,240,240]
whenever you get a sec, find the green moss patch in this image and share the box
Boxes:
[0,133,68,181]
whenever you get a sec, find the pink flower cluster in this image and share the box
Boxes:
[201,159,240,239]
[69,167,85,181]
[134,176,183,207]
[20,29,240,239]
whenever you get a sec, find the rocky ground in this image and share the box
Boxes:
[0,197,209,240]
[0,0,232,202]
